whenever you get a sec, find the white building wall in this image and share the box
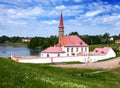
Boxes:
[18,58,51,63]
[64,46,89,56]
[41,53,66,57]
[13,56,88,63]
[41,46,89,57]
[106,48,116,58]
[11,53,116,64]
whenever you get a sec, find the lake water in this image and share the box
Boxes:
[0,46,41,57]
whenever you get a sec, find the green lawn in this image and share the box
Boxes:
[0,58,120,88]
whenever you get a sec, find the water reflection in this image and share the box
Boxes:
[30,48,41,56]
[0,46,41,57]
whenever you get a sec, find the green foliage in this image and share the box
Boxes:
[0,35,10,43]
[0,36,22,44]
[10,36,22,43]
[28,36,58,49]
[0,58,120,88]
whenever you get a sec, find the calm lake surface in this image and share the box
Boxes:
[0,46,41,57]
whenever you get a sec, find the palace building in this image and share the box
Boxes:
[41,11,89,57]
[11,11,116,63]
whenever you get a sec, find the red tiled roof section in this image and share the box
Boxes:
[92,47,111,55]
[42,46,64,53]
[58,35,88,46]
[59,12,64,28]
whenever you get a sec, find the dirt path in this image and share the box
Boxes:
[51,57,120,69]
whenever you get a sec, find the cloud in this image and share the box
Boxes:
[0,0,120,36]
[8,6,43,19]
[7,20,26,25]
[55,5,66,10]
[74,0,82,2]
[85,10,103,17]
[42,20,58,25]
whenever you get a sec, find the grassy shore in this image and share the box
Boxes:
[0,42,28,47]
[0,58,120,88]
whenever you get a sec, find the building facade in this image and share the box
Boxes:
[41,12,89,57]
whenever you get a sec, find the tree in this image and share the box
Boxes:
[0,35,10,43]
[102,32,110,44]
[69,32,79,36]
[10,36,21,43]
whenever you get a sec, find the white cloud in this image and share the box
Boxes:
[55,5,66,10]
[42,20,58,25]
[8,7,43,19]
[74,0,82,2]
[0,0,120,36]
[85,10,103,17]
[7,20,26,25]
[102,14,120,23]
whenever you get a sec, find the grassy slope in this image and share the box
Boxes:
[0,58,120,88]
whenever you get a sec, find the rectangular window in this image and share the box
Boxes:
[47,54,49,57]
[67,48,69,52]
[58,54,60,57]
[71,48,73,52]
[76,47,78,52]
[81,47,83,52]
[67,54,69,56]
[85,47,87,52]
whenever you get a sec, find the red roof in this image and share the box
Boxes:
[59,11,64,28]
[58,35,88,46]
[115,39,120,44]
[91,47,111,55]
[42,46,64,53]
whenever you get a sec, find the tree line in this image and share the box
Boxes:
[0,36,22,43]
[0,32,120,49]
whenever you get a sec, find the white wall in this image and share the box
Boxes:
[12,55,105,63]
[18,58,51,63]
[41,53,66,57]
[11,55,88,63]
[11,48,116,64]
[106,48,116,58]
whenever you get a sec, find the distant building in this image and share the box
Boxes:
[115,39,120,44]
[22,38,31,42]
[109,37,114,41]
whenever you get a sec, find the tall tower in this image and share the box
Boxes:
[58,11,64,42]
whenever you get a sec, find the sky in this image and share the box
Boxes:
[0,0,120,37]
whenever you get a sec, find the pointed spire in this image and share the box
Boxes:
[59,10,64,28]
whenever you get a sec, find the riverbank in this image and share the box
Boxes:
[0,42,28,47]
